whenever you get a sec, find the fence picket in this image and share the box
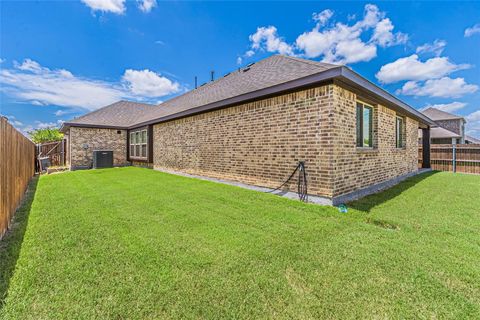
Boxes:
[0,117,36,239]
[419,144,480,174]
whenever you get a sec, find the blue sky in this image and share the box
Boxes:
[1,1,479,137]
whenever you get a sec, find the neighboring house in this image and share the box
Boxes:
[421,108,466,144]
[61,55,434,205]
[466,135,480,144]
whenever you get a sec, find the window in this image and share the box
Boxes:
[356,102,373,147]
[396,116,405,148]
[129,129,148,159]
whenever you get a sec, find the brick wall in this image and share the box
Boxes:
[69,127,128,169]
[152,83,419,199]
[436,119,461,135]
[331,85,419,197]
[153,85,335,197]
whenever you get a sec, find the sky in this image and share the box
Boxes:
[1,1,479,138]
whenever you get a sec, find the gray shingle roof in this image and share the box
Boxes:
[429,127,461,139]
[422,107,464,121]
[65,100,155,128]
[133,55,339,125]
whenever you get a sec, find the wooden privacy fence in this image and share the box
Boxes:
[419,144,480,174]
[0,117,36,239]
[36,139,67,167]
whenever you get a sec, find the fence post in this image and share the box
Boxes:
[452,144,456,173]
[61,139,64,166]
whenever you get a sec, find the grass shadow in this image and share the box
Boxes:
[348,171,438,213]
[0,176,39,310]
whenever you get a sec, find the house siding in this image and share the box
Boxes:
[153,85,335,197]
[69,127,128,169]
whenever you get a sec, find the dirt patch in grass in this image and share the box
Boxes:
[366,217,400,230]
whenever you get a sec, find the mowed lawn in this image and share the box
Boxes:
[1,168,480,319]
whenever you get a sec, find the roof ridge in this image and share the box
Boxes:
[280,55,341,68]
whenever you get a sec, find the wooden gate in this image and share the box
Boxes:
[36,140,67,167]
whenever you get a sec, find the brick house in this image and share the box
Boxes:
[421,108,466,144]
[61,55,434,205]
[420,107,479,144]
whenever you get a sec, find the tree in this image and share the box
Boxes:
[28,127,64,144]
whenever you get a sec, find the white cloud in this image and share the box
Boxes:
[467,110,480,122]
[14,59,45,73]
[296,22,373,63]
[248,26,294,56]
[0,59,180,111]
[416,39,447,56]
[4,115,23,127]
[236,57,242,65]
[397,77,478,98]
[312,9,333,26]
[466,110,480,139]
[376,54,470,84]
[138,0,156,13]
[54,110,70,116]
[122,69,180,97]
[81,0,125,14]
[34,120,64,129]
[243,4,406,64]
[1,61,125,111]
[464,23,480,37]
[326,38,377,64]
[371,18,408,47]
[422,102,467,113]
[0,58,5,63]
[296,4,406,64]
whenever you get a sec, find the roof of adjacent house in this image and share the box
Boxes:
[466,135,480,144]
[429,127,462,139]
[422,107,465,121]
[62,55,435,131]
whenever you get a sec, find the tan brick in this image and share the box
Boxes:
[152,83,419,199]
[68,127,127,169]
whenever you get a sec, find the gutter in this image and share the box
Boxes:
[60,123,129,133]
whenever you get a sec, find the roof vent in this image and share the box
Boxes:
[223,72,231,77]
[242,67,251,72]
[246,62,255,67]
[199,82,207,87]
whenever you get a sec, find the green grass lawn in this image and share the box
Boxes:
[1,167,479,319]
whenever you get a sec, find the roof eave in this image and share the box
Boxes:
[61,122,129,131]
[338,67,436,127]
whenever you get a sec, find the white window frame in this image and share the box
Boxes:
[129,129,148,159]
